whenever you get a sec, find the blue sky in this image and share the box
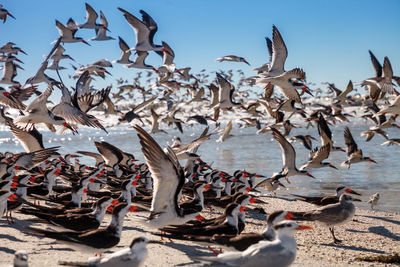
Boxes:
[1,0,399,98]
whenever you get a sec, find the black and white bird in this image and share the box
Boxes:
[132,125,205,228]
[216,55,250,65]
[270,128,314,183]
[342,127,376,168]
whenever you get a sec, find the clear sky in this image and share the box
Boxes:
[1,0,399,98]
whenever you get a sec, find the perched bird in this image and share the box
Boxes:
[58,237,159,267]
[192,220,312,267]
[13,250,28,267]
[291,194,356,244]
[368,193,380,210]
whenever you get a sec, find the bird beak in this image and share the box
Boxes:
[81,39,91,46]
[129,205,139,212]
[63,122,78,134]
[296,225,314,230]
[345,189,361,196]
[369,159,377,164]
[243,60,250,66]
[310,136,317,140]
[328,164,338,170]
[196,215,205,221]
[285,212,294,220]
[306,173,315,179]
[239,206,248,212]
[278,182,286,188]
[302,86,314,97]
[353,198,362,202]
[7,12,15,19]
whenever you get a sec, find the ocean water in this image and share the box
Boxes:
[0,118,399,213]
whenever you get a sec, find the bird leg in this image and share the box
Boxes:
[285,176,291,184]
[329,227,342,244]
[207,246,219,256]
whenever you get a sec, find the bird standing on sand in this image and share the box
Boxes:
[368,193,380,210]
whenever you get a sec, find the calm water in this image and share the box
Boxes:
[1,120,399,212]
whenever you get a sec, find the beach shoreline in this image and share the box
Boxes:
[0,195,399,267]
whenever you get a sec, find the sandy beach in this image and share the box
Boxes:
[0,195,399,267]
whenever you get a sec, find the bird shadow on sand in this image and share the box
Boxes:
[161,241,219,266]
[0,233,24,242]
[359,215,400,226]
[0,247,16,254]
[368,226,400,241]
[321,243,385,254]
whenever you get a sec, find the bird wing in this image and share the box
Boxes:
[118,8,150,45]
[7,121,44,153]
[133,94,157,113]
[139,9,158,45]
[368,50,382,77]
[118,36,131,59]
[99,11,108,28]
[134,125,184,216]
[280,68,306,80]
[338,80,353,98]
[51,103,96,128]
[344,127,358,156]
[271,128,296,170]
[174,130,210,154]
[15,147,59,169]
[317,113,332,146]
[265,37,273,63]
[216,73,232,104]
[84,3,98,25]
[25,86,53,113]
[311,144,330,163]
[76,151,104,163]
[269,25,288,73]
[382,57,393,79]
[95,141,123,166]
[55,20,72,39]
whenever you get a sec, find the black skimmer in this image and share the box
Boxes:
[55,19,90,45]
[257,68,311,104]
[27,202,134,249]
[214,73,242,110]
[363,56,395,94]
[90,11,114,41]
[133,125,204,228]
[300,144,337,170]
[119,94,157,123]
[126,51,154,70]
[118,8,163,52]
[315,113,345,153]
[21,196,112,231]
[270,128,314,183]
[367,193,379,210]
[216,55,250,65]
[0,4,15,23]
[0,61,22,86]
[6,119,44,152]
[291,186,361,206]
[192,220,312,266]
[291,194,355,244]
[375,95,400,116]
[0,87,25,109]
[216,120,233,143]
[342,126,377,168]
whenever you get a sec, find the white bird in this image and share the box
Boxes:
[91,11,114,41]
[118,8,163,52]
[58,237,157,267]
[13,250,29,267]
[368,193,379,210]
[193,220,312,267]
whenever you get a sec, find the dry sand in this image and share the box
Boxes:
[0,195,399,266]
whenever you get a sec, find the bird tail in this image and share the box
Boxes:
[288,211,317,221]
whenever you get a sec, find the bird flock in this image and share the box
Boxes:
[0,2,399,267]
